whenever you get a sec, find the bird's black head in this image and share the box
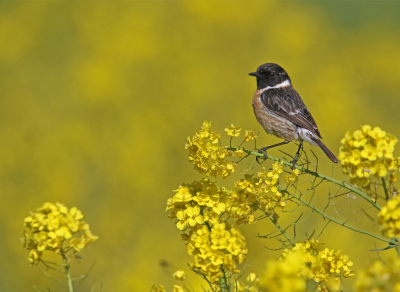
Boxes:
[249,63,291,90]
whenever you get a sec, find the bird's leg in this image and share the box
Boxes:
[256,140,290,163]
[290,141,303,170]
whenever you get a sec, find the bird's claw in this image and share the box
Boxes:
[256,149,268,164]
[290,154,301,170]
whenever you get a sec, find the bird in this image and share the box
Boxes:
[249,63,338,169]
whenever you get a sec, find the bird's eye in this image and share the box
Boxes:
[269,72,275,77]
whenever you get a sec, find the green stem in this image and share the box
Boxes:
[281,188,392,244]
[60,248,74,292]
[66,264,74,292]
[227,147,381,211]
[382,177,389,201]
[261,207,295,247]
[220,267,230,292]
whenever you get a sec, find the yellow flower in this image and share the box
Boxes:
[374,162,388,177]
[368,126,386,139]
[246,273,259,285]
[186,121,237,178]
[176,210,187,230]
[280,239,354,291]
[376,138,394,158]
[378,195,400,238]
[356,165,370,178]
[322,277,341,292]
[228,162,287,224]
[361,125,372,134]
[353,130,367,148]
[360,144,378,161]
[339,125,397,190]
[28,249,41,265]
[167,179,232,230]
[175,206,204,230]
[173,285,184,292]
[70,207,84,220]
[260,252,306,292]
[22,202,98,264]
[185,206,204,226]
[349,149,362,165]
[234,149,246,158]
[55,226,72,239]
[225,124,241,137]
[187,223,247,287]
[70,237,85,251]
[354,259,400,292]
[285,169,300,184]
[244,130,258,141]
[173,269,186,281]
[172,186,193,203]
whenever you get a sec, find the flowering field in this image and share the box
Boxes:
[1,1,400,291]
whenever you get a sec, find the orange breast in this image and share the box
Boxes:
[252,90,297,141]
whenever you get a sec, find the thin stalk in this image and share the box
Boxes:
[228,147,382,210]
[259,207,295,247]
[281,188,392,244]
[66,264,74,292]
[382,177,389,201]
[60,248,74,292]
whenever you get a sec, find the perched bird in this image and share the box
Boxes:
[249,63,338,168]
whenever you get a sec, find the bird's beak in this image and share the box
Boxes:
[248,72,259,77]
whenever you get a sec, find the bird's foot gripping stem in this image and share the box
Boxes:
[289,142,303,170]
[256,147,269,164]
[289,157,298,170]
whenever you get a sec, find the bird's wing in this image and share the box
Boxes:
[260,86,322,138]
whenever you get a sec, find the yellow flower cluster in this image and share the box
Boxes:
[166,179,229,230]
[378,195,400,237]
[166,179,248,289]
[172,122,307,289]
[353,258,400,292]
[23,202,98,265]
[229,162,287,224]
[187,223,248,289]
[185,121,237,178]
[339,125,397,187]
[166,162,288,230]
[280,239,354,291]
[285,168,301,185]
[260,252,307,292]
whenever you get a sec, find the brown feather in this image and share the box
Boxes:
[310,136,339,163]
[259,86,322,139]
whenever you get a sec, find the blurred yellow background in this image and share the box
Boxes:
[1,1,400,291]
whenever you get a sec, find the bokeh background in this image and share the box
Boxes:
[1,1,400,291]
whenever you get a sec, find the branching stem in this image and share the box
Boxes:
[227,147,382,211]
[259,207,295,247]
[281,188,392,244]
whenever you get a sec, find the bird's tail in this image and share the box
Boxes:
[310,137,339,163]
